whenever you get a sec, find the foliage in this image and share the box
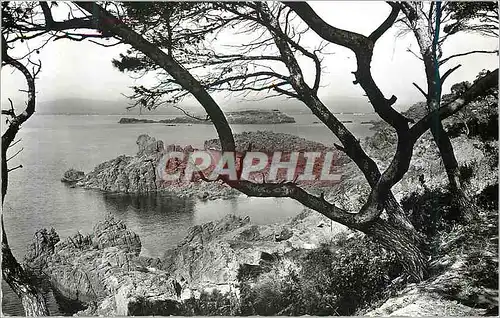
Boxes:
[180,289,237,316]
[238,234,403,316]
[445,72,498,142]
[128,297,181,316]
[450,81,471,95]
[464,249,498,289]
[475,183,498,211]
[443,1,499,37]
[460,201,498,290]
[426,221,498,315]
[129,290,237,316]
[401,188,458,240]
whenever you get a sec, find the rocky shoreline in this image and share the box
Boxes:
[45,94,498,315]
[118,109,296,125]
[24,210,342,316]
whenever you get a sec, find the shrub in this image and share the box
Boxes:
[238,234,402,316]
[475,183,498,211]
[128,297,180,316]
[458,163,475,185]
[401,188,458,240]
[464,249,498,290]
[483,142,499,169]
[181,289,237,316]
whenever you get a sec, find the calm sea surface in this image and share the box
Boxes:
[1,112,378,315]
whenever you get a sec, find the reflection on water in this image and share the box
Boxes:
[99,192,305,258]
[101,192,197,257]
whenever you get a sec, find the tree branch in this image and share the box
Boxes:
[410,68,498,141]
[172,105,210,122]
[369,2,401,42]
[7,164,23,173]
[441,64,462,86]
[75,1,390,228]
[285,1,409,132]
[439,50,499,66]
[6,148,23,162]
[412,82,428,99]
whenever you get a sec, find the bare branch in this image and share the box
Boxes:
[8,139,22,149]
[439,50,499,66]
[7,165,23,173]
[286,1,409,132]
[412,82,428,99]
[369,2,401,42]
[406,47,424,61]
[441,64,462,86]
[172,105,210,122]
[6,148,24,162]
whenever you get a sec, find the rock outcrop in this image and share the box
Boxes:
[225,109,295,124]
[118,118,158,124]
[204,130,335,152]
[51,85,497,316]
[24,215,183,316]
[76,134,163,194]
[160,211,346,296]
[74,134,238,198]
[61,168,85,183]
[73,131,341,198]
[136,134,164,157]
[24,211,344,316]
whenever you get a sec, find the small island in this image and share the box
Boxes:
[118,109,295,125]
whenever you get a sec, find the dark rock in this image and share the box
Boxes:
[118,118,157,124]
[259,251,275,262]
[136,134,164,157]
[61,169,85,183]
[274,227,293,242]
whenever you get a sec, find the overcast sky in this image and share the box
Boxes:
[1,1,498,113]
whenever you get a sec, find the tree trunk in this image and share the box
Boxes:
[2,134,49,316]
[364,218,427,282]
[428,121,477,222]
[385,194,417,233]
[2,217,50,316]
[400,3,479,224]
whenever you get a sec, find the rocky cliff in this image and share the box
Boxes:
[24,215,184,316]
[160,211,345,297]
[24,211,343,316]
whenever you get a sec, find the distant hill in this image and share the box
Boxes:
[34,98,185,115]
[217,95,381,114]
[15,95,399,115]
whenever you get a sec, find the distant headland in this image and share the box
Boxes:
[118,109,295,125]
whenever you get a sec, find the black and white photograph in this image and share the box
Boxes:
[1,1,499,316]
